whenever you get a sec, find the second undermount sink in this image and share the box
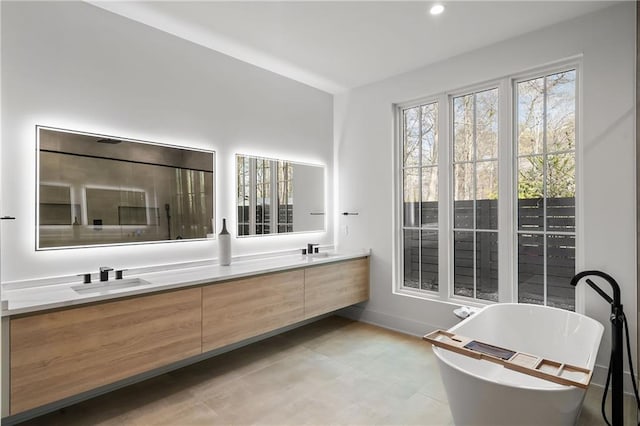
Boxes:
[308,252,330,258]
[71,278,150,295]
[303,252,340,260]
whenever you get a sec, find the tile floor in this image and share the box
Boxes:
[18,316,638,425]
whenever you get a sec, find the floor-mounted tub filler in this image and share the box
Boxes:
[430,303,604,425]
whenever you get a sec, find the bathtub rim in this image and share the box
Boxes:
[433,303,605,392]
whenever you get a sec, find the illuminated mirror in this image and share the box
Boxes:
[236,154,324,236]
[37,126,215,249]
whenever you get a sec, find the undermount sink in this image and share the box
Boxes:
[71,278,150,294]
[303,252,339,260]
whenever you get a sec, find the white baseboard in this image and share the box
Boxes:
[338,305,639,396]
[338,304,447,337]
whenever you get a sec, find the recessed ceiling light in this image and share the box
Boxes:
[430,4,445,15]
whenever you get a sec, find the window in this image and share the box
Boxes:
[397,66,578,310]
[516,70,577,310]
[401,101,439,291]
[452,88,499,302]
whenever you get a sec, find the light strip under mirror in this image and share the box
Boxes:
[36,126,215,250]
[235,154,325,237]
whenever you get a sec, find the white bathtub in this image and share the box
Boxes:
[433,303,604,426]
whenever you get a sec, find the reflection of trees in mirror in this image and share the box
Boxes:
[277,162,294,233]
[255,159,271,235]
[235,155,323,236]
[236,156,251,235]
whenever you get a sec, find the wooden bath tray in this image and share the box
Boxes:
[423,330,592,389]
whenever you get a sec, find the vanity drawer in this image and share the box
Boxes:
[9,287,202,415]
[202,270,304,352]
[304,258,370,319]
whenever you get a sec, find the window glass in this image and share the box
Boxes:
[517,70,576,309]
[401,102,439,292]
[452,87,499,302]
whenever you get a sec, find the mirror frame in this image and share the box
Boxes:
[36,125,216,250]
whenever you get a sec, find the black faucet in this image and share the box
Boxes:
[570,270,623,426]
[307,244,319,254]
[99,266,114,282]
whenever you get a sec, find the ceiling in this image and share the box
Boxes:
[89,1,616,94]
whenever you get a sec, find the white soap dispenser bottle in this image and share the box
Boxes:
[218,218,231,266]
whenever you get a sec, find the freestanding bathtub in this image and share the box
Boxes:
[433,303,604,426]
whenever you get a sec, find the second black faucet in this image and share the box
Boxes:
[99,266,114,282]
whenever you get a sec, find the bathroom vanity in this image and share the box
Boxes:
[1,251,369,419]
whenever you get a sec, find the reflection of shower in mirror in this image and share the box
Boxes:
[37,126,215,249]
[164,203,171,239]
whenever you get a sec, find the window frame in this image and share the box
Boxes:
[397,98,442,295]
[449,85,501,303]
[393,59,583,312]
[511,65,582,311]
[395,95,449,300]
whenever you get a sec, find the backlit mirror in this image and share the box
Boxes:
[236,154,324,236]
[38,126,215,249]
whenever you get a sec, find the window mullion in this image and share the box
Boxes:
[472,94,478,299]
[418,106,423,288]
[398,109,406,293]
[499,78,513,303]
[542,75,548,306]
[439,93,449,300]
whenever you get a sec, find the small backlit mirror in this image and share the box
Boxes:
[236,154,325,237]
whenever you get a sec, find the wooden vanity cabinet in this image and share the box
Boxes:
[9,287,202,415]
[6,256,369,416]
[304,257,369,319]
[202,270,304,352]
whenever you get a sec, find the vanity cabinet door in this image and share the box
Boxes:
[202,270,304,352]
[304,257,370,319]
[10,287,202,415]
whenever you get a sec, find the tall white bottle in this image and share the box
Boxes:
[218,218,231,266]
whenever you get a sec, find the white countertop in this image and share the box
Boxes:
[1,249,370,316]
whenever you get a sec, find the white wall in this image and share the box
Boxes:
[335,3,636,377]
[0,1,333,282]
